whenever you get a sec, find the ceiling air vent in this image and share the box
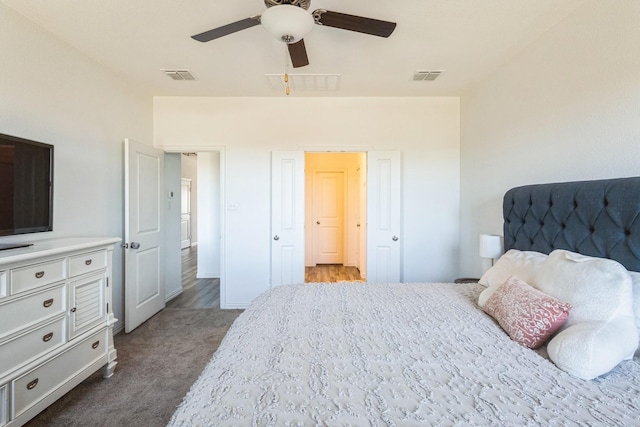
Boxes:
[412,70,443,81]
[265,74,341,92]
[162,69,198,81]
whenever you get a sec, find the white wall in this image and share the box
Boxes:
[459,0,640,277]
[154,97,460,307]
[196,151,221,279]
[0,4,153,331]
[164,153,182,300]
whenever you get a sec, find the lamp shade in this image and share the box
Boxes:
[260,5,314,44]
[479,234,504,259]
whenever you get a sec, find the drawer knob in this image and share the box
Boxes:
[27,379,39,390]
[70,307,77,313]
[85,259,92,266]
[92,340,100,349]
[35,271,45,279]
[43,332,54,342]
[43,298,54,308]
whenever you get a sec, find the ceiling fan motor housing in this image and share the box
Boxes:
[264,0,311,10]
[260,5,315,44]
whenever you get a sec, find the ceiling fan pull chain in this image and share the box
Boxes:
[285,72,290,95]
[284,52,291,96]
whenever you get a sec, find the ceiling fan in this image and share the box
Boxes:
[191,0,397,68]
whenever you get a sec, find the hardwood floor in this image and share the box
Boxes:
[305,264,363,282]
[180,244,199,290]
[167,247,220,309]
[168,249,363,309]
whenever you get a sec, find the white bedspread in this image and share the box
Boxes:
[168,283,640,426]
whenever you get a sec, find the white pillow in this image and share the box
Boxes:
[478,249,548,307]
[536,250,634,327]
[536,250,638,379]
[547,318,639,380]
[627,271,640,356]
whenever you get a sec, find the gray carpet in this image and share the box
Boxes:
[24,307,243,427]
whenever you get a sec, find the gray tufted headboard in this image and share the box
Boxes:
[503,177,640,272]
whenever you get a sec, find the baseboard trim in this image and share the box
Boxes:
[221,301,250,309]
[196,272,220,279]
[165,288,183,302]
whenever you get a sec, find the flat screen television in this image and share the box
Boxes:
[0,132,54,241]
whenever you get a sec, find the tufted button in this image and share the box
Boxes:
[625,229,632,236]
[590,226,595,233]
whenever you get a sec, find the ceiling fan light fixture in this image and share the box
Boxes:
[260,5,314,44]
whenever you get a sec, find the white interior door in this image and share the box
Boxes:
[366,151,401,283]
[271,151,305,286]
[358,162,367,279]
[314,171,344,264]
[124,138,165,333]
[180,178,191,249]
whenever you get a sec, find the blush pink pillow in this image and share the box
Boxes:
[483,276,572,349]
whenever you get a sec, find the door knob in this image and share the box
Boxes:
[273,235,280,241]
[392,236,399,241]
[130,242,141,249]
[316,221,320,225]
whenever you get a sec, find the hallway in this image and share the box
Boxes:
[305,264,363,282]
[166,247,220,309]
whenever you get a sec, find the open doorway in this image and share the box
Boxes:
[180,177,192,249]
[168,151,223,308]
[272,150,399,287]
[180,153,198,290]
[304,152,366,283]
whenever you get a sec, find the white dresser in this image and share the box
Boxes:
[0,237,120,427]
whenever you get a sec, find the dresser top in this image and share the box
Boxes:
[0,237,121,266]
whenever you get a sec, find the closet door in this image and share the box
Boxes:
[366,151,401,283]
[271,151,305,286]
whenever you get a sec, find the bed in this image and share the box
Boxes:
[168,177,640,426]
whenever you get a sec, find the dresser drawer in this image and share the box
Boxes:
[13,329,107,418]
[0,284,65,340]
[10,259,66,295]
[0,317,65,376]
[69,250,107,278]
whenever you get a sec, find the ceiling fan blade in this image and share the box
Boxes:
[313,10,396,38]
[288,39,310,68]
[191,17,261,42]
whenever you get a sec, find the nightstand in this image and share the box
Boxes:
[454,277,480,284]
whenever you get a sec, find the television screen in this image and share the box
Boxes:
[0,133,53,237]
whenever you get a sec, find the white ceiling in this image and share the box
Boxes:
[1,0,586,97]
